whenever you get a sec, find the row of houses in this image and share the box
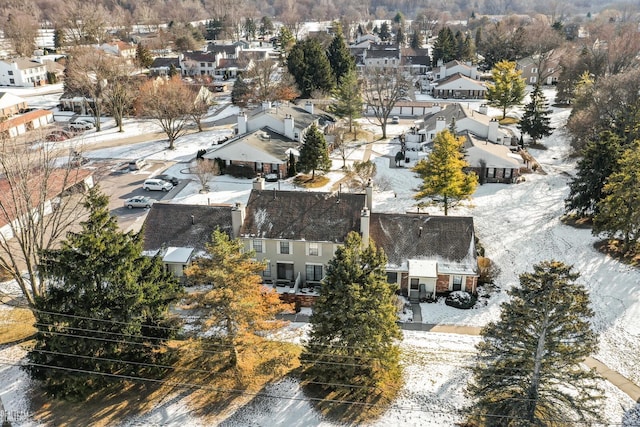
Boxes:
[142,179,478,305]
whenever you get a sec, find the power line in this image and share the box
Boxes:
[0,359,632,426]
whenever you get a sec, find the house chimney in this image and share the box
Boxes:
[253,176,265,190]
[366,179,373,212]
[435,116,446,133]
[418,226,423,237]
[262,101,272,111]
[488,118,499,143]
[237,111,247,135]
[191,214,195,225]
[283,114,295,140]
[304,101,314,115]
[231,202,245,238]
[478,104,488,115]
[470,64,478,80]
[360,207,370,247]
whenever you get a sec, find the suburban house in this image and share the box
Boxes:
[203,101,330,179]
[362,44,402,69]
[180,51,217,77]
[100,41,137,61]
[0,58,48,87]
[460,131,523,184]
[142,203,235,277]
[419,103,514,145]
[149,57,180,76]
[431,73,487,99]
[0,93,53,138]
[516,51,562,86]
[433,59,479,81]
[141,179,479,306]
[401,47,431,75]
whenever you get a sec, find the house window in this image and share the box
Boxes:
[279,241,290,254]
[531,67,538,73]
[9,79,14,84]
[452,275,463,291]
[486,168,496,178]
[386,272,398,284]
[530,76,537,84]
[505,168,512,179]
[253,239,264,253]
[306,264,323,281]
[263,261,271,277]
[200,62,205,67]
[308,242,320,256]
[7,71,12,75]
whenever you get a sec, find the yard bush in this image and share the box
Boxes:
[225,164,255,179]
[445,291,477,309]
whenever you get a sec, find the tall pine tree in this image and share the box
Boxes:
[287,38,335,98]
[565,131,622,218]
[518,85,554,145]
[185,229,290,367]
[413,130,478,215]
[466,260,603,426]
[486,60,526,119]
[432,27,456,64]
[302,232,402,401]
[593,143,640,255]
[27,187,182,399]
[329,69,362,133]
[326,23,355,86]
[297,123,331,179]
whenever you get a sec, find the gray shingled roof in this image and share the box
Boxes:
[142,203,234,252]
[369,213,477,273]
[150,57,180,68]
[241,190,366,242]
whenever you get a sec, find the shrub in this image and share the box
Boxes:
[477,256,500,285]
[445,291,477,309]
[225,164,255,178]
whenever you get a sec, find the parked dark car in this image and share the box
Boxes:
[265,173,279,182]
[155,174,179,185]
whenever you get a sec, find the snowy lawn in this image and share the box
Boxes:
[0,88,639,425]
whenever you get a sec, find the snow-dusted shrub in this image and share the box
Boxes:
[445,291,477,309]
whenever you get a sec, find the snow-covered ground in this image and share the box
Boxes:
[1,88,639,425]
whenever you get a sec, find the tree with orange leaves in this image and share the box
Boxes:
[185,229,292,367]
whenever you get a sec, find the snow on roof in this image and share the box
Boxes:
[408,259,438,277]
[162,247,194,264]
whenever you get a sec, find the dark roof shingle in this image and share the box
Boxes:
[241,190,366,242]
[142,203,234,252]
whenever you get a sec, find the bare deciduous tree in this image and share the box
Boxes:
[0,139,89,307]
[192,159,219,192]
[136,76,197,149]
[57,0,110,45]
[2,9,39,57]
[362,67,410,139]
[345,160,376,191]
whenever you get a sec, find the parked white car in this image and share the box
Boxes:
[69,119,94,131]
[142,178,173,192]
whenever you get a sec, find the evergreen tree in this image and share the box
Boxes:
[185,229,289,367]
[27,187,182,399]
[395,25,405,45]
[135,43,154,68]
[287,151,297,176]
[486,60,526,119]
[287,38,335,98]
[565,131,621,218]
[413,130,478,215]
[357,24,365,37]
[244,17,256,40]
[409,31,422,49]
[518,85,553,145]
[329,69,362,133]
[297,123,331,179]
[432,27,456,65]
[466,260,603,426]
[327,24,355,86]
[53,27,65,50]
[379,21,391,41]
[593,144,640,255]
[231,74,251,107]
[258,16,274,37]
[302,232,402,400]
[168,63,179,77]
[278,26,295,53]
[393,12,404,25]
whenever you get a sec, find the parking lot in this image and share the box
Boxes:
[90,159,180,232]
